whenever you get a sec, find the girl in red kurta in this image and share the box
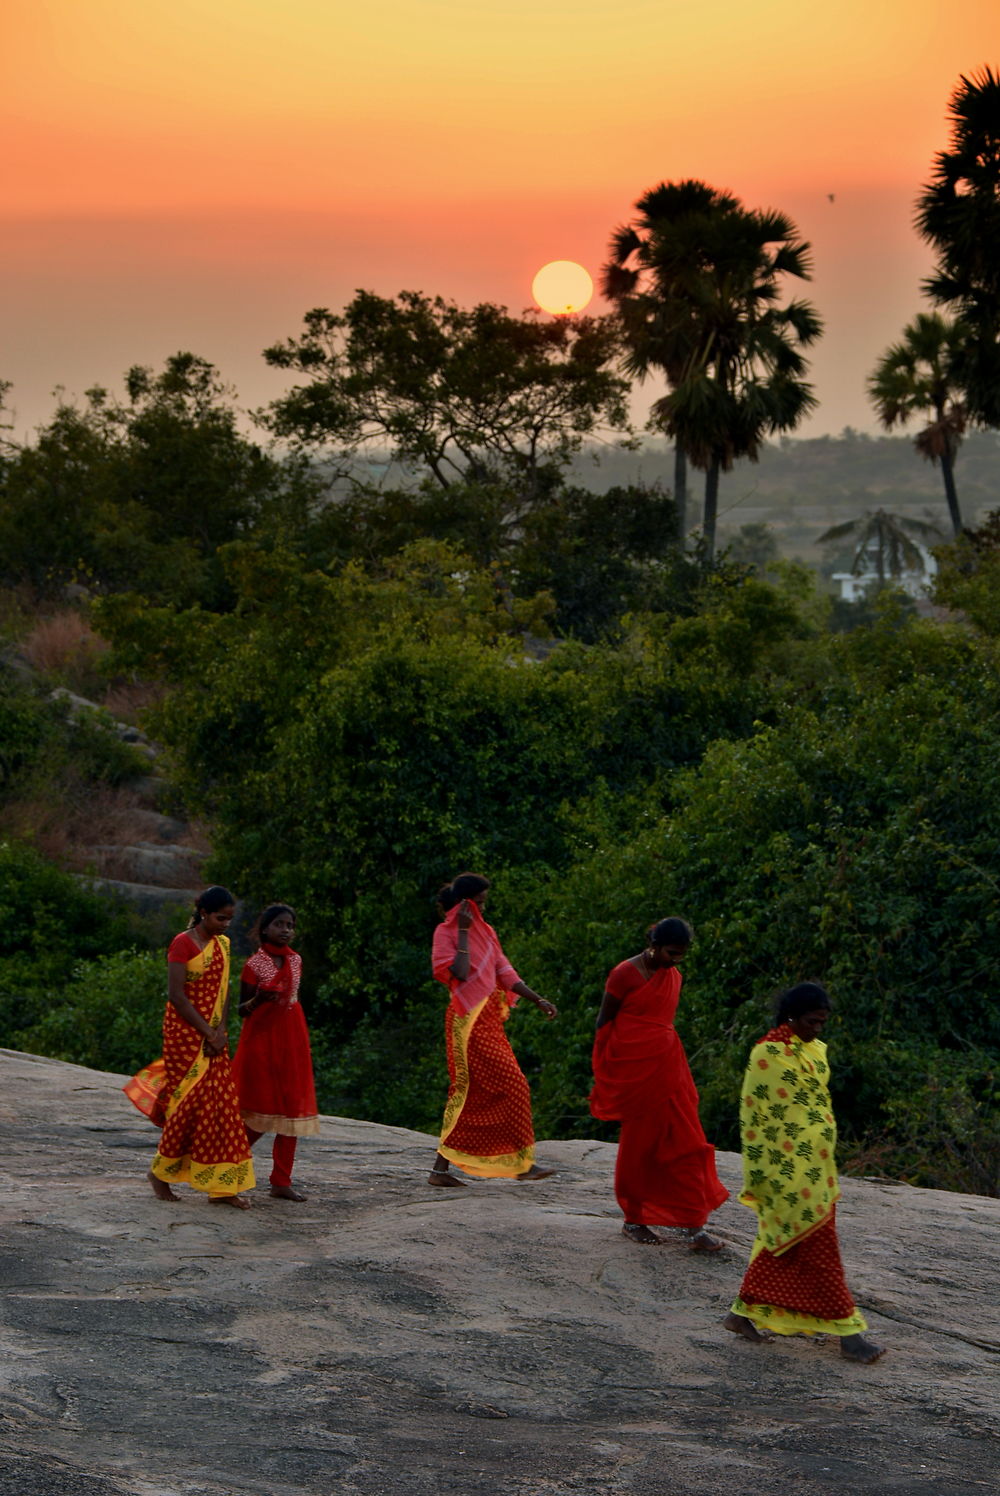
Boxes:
[590,917,728,1249]
[232,903,319,1202]
[428,872,558,1186]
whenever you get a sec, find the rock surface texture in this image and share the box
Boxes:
[0,1049,997,1496]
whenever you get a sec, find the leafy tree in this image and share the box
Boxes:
[868,311,969,535]
[602,181,822,560]
[917,67,1000,427]
[94,542,800,1080]
[0,402,117,595]
[0,355,321,605]
[722,522,780,573]
[515,612,1000,1193]
[262,291,632,502]
[0,840,139,1045]
[934,508,1000,633]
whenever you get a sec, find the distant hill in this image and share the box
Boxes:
[565,430,1000,557]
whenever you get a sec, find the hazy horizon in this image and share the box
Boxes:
[4,1,999,442]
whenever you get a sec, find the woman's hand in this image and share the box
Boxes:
[457,899,474,931]
[202,1025,227,1057]
[511,980,556,1019]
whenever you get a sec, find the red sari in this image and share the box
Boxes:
[125,931,255,1197]
[590,960,728,1227]
[432,903,536,1178]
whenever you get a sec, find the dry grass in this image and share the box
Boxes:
[0,782,210,885]
[20,610,109,690]
[98,680,165,725]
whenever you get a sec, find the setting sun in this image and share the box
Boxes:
[532,260,594,315]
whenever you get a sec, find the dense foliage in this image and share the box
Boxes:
[85,533,1000,1195]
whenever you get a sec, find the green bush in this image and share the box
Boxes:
[16,948,167,1075]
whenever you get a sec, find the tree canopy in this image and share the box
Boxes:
[917,67,1000,427]
[263,291,632,500]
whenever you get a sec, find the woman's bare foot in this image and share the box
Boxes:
[724,1311,766,1342]
[270,1185,307,1201]
[622,1223,663,1244]
[147,1170,179,1202]
[428,1169,467,1187]
[840,1334,886,1363]
[687,1228,724,1253]
[517,1164,555,1181]
[209,1194,252,1210]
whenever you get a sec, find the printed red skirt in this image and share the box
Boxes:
[732,1209,868,1335]
[437,988,535,1178]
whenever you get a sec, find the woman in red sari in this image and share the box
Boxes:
[590,918,728,1248]
[429,873,558,1186]
[724,983,884,1362]
[125,886,255,1209]
[232,903,319,1202]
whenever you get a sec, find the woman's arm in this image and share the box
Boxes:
[167,962,226,1055]
[595,990,623,1030]
[238,981,275,1017]
[511,980,557,1021]
[449,900,474,981]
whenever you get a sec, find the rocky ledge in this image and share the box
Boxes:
[0,1049,997,1496]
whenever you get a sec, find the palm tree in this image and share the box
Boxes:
[603,182,822,561]
[819,509,943,587]
[916,67,1000,427]
[602,181,740,544]
[868,312,968,536]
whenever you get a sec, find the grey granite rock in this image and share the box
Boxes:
[0,1049,997,1496]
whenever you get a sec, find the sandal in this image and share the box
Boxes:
[622,1223,663,1244]
[686,1228,723,1253]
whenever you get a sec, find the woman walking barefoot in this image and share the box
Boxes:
[232,903,319,1202]
[590,918,728,1249]
[125,886,255,1209]
[429,873,558,1186]
[724,983,885,1363]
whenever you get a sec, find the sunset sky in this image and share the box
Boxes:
[3,0,999,446]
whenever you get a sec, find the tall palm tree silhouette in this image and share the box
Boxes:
[868,312,968,536]
[603,181,821,561]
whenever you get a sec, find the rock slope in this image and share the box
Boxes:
[0,1049,997,1496]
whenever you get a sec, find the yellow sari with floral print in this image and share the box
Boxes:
[731,1024,867,1336]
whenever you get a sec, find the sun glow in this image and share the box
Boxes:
[532,260,594,315]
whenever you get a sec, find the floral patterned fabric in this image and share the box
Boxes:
[732,1022,867,1336]
[738,1023,839,1255]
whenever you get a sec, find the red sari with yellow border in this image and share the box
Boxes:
[124,931,255,1198]
[431,904,536,1179]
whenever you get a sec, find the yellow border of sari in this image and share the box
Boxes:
[731,1235,868,1335]
[437,993,535,1179]
[149,936,256,1196]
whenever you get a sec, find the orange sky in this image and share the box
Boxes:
[3,0,1000,445]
